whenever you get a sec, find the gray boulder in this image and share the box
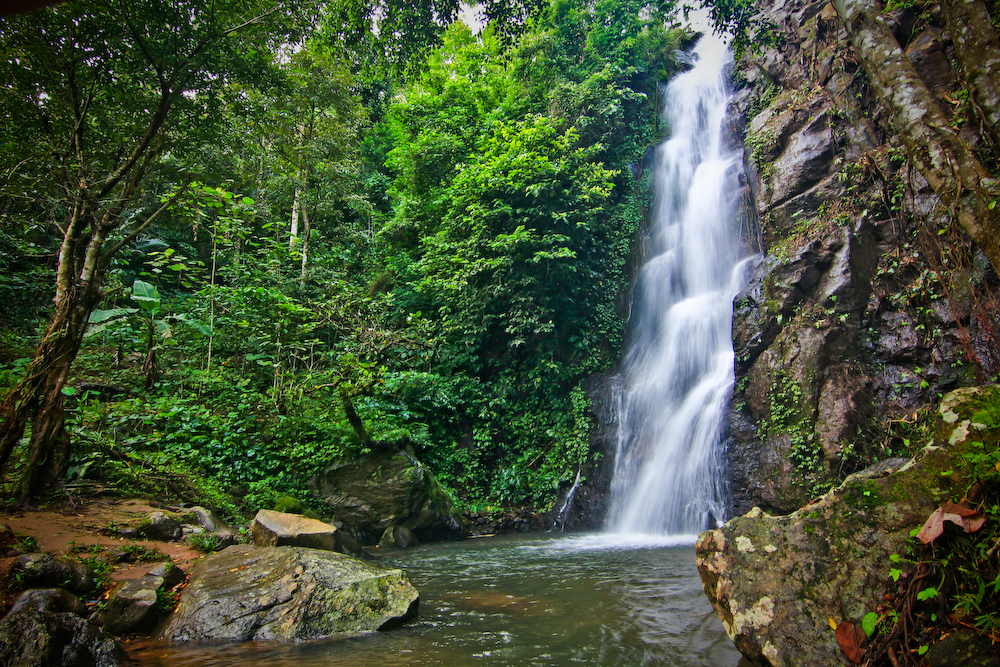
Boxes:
[698,386,1000,666]
[141,511,182,541]
[8,588,86,616]
[311,451,465,544]
[0,608,124,667]
[161,544,419,642]
[98,574,168,635]
[18,554,96,594]
[249,509,364,558]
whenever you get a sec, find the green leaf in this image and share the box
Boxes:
[61,386,77,396]
[916,587,939,602]
[862,611,878,637]
[173,314,212,337]
[131,279,162,313]
[88,307,138,324]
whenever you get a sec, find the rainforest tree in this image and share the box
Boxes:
[0,0,308,501]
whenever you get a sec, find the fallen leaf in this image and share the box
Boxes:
[916,502,986,544]
[829,617,838,630]
[836,621,866,664]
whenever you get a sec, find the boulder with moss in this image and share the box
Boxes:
[161,544,419,642]
[697,385,999,666]
[311,451,465,544]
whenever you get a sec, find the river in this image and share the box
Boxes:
[129,533,746,666]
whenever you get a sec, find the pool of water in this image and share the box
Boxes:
[129,533,747,666]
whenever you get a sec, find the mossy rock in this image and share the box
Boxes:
[697,385,999,666]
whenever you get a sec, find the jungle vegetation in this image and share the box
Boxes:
[0,0,707,511]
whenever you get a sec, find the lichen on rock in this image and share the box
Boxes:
[698,385,1000,666]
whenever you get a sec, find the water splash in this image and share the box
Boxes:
[606,33,749,537]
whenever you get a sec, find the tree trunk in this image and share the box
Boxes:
[299,200,310,289]
[941,0,1000,149]
[0,281,101,502]
[833,0,1000,276]
[289,169,301,248]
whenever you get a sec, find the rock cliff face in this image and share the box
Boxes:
[725,0,999,517]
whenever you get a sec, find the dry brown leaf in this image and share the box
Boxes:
[916,502,986,544]
[836,621,866,664]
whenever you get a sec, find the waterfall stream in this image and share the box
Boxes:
[606,33,749,538]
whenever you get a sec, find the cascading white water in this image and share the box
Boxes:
[606,33,749,537]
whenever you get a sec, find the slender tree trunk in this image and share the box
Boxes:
[299,200,310,289]
[941,0,1000,149]
[289,168,301,248]
[833,0,1000,276]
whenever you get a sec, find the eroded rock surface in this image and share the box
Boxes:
[699,385,1000,666]
[162,544,419,642]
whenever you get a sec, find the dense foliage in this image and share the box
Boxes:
[0,0,692,514]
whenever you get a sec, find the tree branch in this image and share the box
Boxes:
[100,179,193,263]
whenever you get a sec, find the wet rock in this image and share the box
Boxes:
[763,109,835,208]
[18,553,96,594]
[699,385,1000,667]
[146,562,185,589]
[249,509,364,558]
[162,544,419,642]
[766,174,845,241]
[8,588,87,616]
[553,373,622,531]
[311,451,465,544]
[379,525,419,549]
[98,574,167,635]
[141,512,182,541]
[0,608,124,667]
[924,629,1000,667]
[877,311,921,361]
[190,506,237,548]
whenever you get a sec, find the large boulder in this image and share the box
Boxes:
[311,451,465,544]
[248,509,364,558]
[0,608,125,667]
[98,573,169,635]
[17,554,96,594]
[161,544,419,642]
[8,588,87,616]
[698,385,1000,666]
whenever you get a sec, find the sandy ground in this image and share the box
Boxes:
[1,497,208,581]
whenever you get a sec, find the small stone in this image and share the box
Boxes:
[249,509,364,558]
[146,562,185,589]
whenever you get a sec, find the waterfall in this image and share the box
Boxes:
[606,33,749,537]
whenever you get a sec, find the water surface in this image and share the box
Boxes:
[130,533,745,666]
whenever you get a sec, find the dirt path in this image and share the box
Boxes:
[1,497,209,580]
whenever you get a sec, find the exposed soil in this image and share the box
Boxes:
[1,497,208,582]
